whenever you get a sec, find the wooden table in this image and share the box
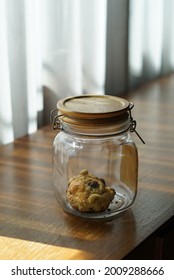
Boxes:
[0,75,174,260]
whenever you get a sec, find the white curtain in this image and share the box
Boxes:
[0,0,107,145]
[128,0,174,88]
[1,0,174,145]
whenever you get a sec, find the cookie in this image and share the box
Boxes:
[66,169,116,213]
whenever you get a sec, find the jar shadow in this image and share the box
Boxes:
[60,208,137,259]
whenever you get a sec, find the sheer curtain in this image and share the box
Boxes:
[128,0,174,89]
[0,0,107,144]
[105,0,174,95]
[1,0,174,145]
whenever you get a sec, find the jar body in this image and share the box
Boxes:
[53,130,138,219]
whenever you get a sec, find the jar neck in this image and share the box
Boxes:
[60,120,131,137]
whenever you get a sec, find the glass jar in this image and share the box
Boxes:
[51,94,141,219]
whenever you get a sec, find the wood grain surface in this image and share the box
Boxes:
[0,75,174,260]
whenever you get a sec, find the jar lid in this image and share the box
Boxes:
[57,94,130,119]
[51,94,145,142]
[53,94,132,135]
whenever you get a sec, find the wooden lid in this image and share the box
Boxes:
[57,94,129,119]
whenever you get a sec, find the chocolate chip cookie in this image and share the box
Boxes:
[66,169,116,212]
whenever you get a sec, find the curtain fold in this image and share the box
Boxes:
[128,0,174,89]
[0,0,14,143]
[0,0,44,144]
[42,0,107,97]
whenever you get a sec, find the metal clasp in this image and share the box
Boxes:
[50,108,63,130]
[129,102,145,144]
